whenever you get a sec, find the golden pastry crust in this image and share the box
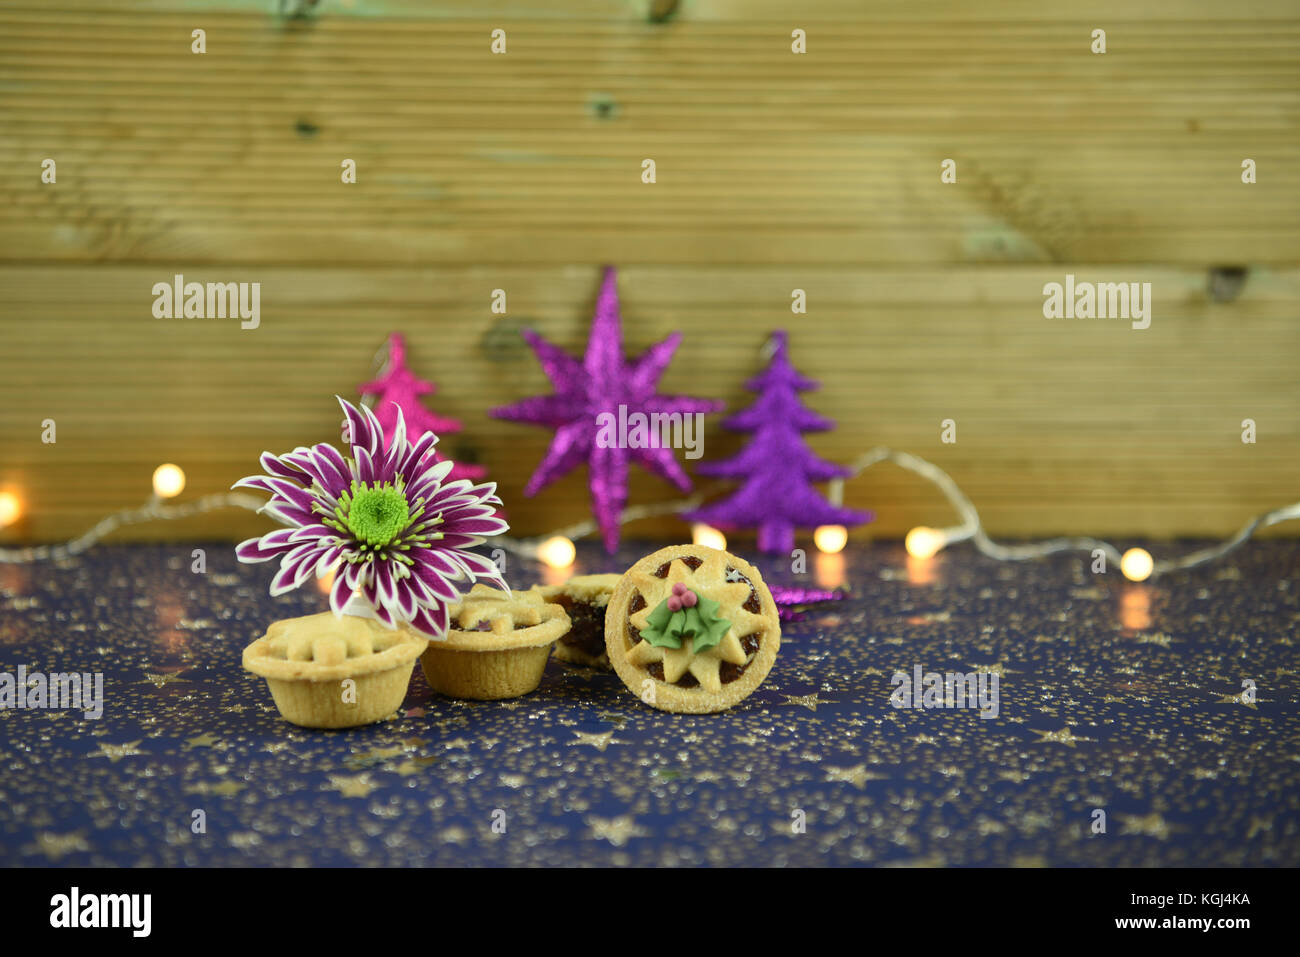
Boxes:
[605,544,780,713]
[420,586,571,700]
[531,573,622,669]
[243,611,428,683]
[438,585,570,650]
[241,612,429,729]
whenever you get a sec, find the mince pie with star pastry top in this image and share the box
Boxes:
[419,585,571,700]
[605,544,780,713]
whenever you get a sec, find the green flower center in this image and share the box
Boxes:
[343,482,410,547]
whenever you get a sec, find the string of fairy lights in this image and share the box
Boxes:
[2,451,1297,583]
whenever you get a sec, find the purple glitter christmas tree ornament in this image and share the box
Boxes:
[358,333,487,484]
[684,331,871,553]
[491,267,723,553]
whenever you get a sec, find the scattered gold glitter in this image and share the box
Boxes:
[825,765,885,789]
[1213,692,1259,710]
[26,831,90,861]
[186,780,246,797]
[783,693,824,712]
[569,730,620,752]
[141,671,188,688]
[1134,633,1175,647]
[392,757,439,777]
[1030,728,1089,747]
[325,774,380,798]
[1119,813,1172,840]
[92,741,145,762]
[1246,816,1273,839]
[586,815,646,847]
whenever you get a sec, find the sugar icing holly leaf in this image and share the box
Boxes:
[685,593,731,652]
[639,598,683,648]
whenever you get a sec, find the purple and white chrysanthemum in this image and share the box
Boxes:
[234,396,509,640]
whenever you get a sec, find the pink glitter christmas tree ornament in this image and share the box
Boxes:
[684,330,871,553]
[358,332,487,483]
[491,267,723,553]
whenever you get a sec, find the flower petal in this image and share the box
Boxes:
[409,603,449,641]
[235,530,296,563]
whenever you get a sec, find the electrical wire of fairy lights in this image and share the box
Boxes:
[1,448,1296,581]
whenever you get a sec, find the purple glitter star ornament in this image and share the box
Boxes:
[770,586,847,622]
[491,267,723,552]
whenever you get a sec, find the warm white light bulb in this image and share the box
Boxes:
[1120,547,1154,582]
[905,526,944,559]
[691,523,727,551]
[814,525,848,554]
[537,535,576,569]
[152,463,186,499]
[0,491,21,527]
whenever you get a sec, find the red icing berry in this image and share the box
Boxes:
[672,582,688,596]
[681,590,698,608]
[667,595,683,612]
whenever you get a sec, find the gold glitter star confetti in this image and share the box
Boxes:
[1030,728,1089,747]
[187,780,246,797]
[25,832,90,861]
[344,745,405,769]
[92,740,145,762]
[1246,815,1274,839]
[1119,813,1173,840]
[140,671,188,688]
[325,774,380,798]
[1133,633,1175,647]
[825,765,885,789]
[1214,692,1258,710]
[184,733,220,750]
[783,693,825,712]
[569,730,620,752]
[586,815,646,847]
[968,662,1014,677]
[392,757,439,777]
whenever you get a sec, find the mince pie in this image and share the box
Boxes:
[605,544,780,713]
[242,611,429,729]
[530,573,622,669]
[419,585,571,700]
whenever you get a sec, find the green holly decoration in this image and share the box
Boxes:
[638,590,732,652]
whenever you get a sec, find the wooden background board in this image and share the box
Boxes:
[1,1,1297,545]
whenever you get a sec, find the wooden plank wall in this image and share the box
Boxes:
[1,0,1298,545]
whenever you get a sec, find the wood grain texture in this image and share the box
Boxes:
[0,1,1297,545]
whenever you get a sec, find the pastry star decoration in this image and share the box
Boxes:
[490,267,723,552]
[626,553,763,693]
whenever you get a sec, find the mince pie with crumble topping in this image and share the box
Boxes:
[604,544,780,713]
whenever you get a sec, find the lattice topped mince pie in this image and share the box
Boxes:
[242,611,429,729]
[605,544,781,713]
[419,585,571,700]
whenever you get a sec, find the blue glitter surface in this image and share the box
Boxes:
[0,540,1296,866]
